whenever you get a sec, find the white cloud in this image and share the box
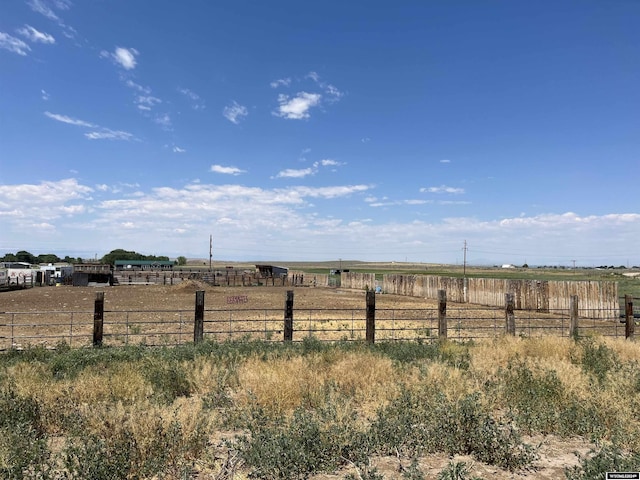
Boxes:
[85,129,134,141]
[173,146,186,153]
[154,113,172,129]
[275,167,315,179]
[210,165,246,175]
[44,111,96,128]
[2,176,638,265]
[125,79,151,94]
[306,71,320,82]
[41,89,49,100]
[102,47,138,70]
[274,92,321,120]
[44,111,134,141]
[440,159,451,163]
[28,0,59,21]
[0,32,31,56]
[270,77,291,88]
[178,87,205,109]
[320,159,342,167]
[421,185,465,194]
[17,25,55,44]
[136,95,161,110]
[223,101,248,124]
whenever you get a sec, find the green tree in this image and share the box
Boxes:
[16,251,37,264]
[176,256,187,266]
[37,254,61,264]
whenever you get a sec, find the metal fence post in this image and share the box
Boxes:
[366,289,375,344]
[505,293,516,336]
[569,295,579,339]
[625,295,635,339]
[194,290,205,343]
[284,290,294,342]
[93,292,104,347]
[438,289,447,340]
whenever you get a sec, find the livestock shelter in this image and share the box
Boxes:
[255,264,289,278]
[72,264,113,287]
[113,260,175,271]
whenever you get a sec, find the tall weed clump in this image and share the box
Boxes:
[0,388,52,479]
[368,386,537,471]
[233,393,370,479]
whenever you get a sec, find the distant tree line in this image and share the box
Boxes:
[1,249,184,266]
[0,251,83,264]
[99,249,172,266]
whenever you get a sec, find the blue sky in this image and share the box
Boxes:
[1,1,639,266]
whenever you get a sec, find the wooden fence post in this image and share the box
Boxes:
[194,290,205,343]
[366,289,376,344]
[93,291,104,347]
[569,295,579,339]
[438,289,447,340]
[284,290,294,342]
[505,293,516,336]
[625,295,635,340]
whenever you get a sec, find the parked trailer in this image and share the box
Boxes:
[0,262,35,289]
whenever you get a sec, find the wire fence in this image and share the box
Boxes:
[0,295,634,351]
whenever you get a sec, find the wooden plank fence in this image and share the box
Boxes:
[382,275,618,319]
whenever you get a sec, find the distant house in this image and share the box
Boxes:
[255,264,289,278]
[501,264,516,269]
[113,260,174,271]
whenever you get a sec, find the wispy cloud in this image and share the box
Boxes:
[274,158,344,179]
[440,159,451,164]
[273,92,321,120]
[173,146,186,153]
[421,185,465,194]
[210,165,246,175]
[17,25,55,44]
[84,129,134,141]
[44,111,96,128]
[0,32,31,56]
[154,113,172,129]
[178,87,205,110]
[125,79,151,94]
[270,77,291,88]
[101,47,138,70]
[223,101,248,124]
[44,111,134,141]
[41,89,50,100]
[28,0,60,21]
[136,95,161,111]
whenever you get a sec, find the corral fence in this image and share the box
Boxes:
[0,290,635,351]
[112,270,330,287]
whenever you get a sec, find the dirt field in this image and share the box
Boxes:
[1,282,624,350]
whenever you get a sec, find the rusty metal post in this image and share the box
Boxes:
[93,291,104,347]
[366,289,376,344]
[284,290,294,342]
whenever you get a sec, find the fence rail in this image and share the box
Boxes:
[0,290,635,351]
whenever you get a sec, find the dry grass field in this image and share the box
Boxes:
[1,283,639,479]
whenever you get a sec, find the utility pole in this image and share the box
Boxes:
[209,234,212,272]
[463,240,468,277]
[572,259,576,269]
